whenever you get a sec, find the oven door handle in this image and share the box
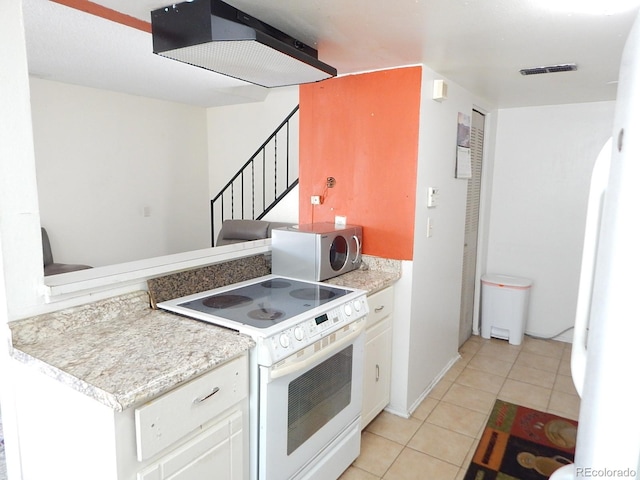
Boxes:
[269,320,365,381]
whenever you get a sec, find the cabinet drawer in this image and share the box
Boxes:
[135,354,247,461]
[366,287,394,329]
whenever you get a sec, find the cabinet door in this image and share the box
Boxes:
[138,410,243,480]
[361,319,392,428]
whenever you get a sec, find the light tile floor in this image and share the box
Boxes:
[340,335,580,480]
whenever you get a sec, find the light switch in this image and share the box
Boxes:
[427,187,440,208]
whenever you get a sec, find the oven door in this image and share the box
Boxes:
[258,321,365,480]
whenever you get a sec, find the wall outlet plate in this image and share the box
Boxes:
[335,215,347,226]
[311,195,322,205]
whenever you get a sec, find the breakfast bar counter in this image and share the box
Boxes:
[9,290,255,411]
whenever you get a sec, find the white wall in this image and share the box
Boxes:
[0,3,44,477]
[486,101,615,340]
[388,67,495,415]
[31,78,211,267]
[261,185,299,224]
[0,3,43,322]
[206,87,300,238]
[207,86,299,195]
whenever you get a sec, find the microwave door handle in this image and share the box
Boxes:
[352,235,361,264]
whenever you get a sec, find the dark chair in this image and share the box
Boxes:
[42,228,92,276]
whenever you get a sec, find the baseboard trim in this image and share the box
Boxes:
[384,353,462,419]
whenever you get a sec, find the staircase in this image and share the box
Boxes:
[210,106,299,246]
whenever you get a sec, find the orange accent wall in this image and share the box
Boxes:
[299,67,421,260]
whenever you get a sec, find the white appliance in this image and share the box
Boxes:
[550,10,640,480]
[271,223,363,281]
[158,275,368,480]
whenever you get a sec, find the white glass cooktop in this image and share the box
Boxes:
[169,276,352,329]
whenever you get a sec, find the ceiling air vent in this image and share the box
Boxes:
[519,63,578,76]
[151,0,337,88]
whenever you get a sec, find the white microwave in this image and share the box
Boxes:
[271,223,363,281]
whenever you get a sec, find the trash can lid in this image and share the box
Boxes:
[481,273,532,288]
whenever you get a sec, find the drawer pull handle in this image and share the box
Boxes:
[193,387,220,404]
[374,306,385,313]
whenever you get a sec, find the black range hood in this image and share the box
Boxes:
[151,0,337,88]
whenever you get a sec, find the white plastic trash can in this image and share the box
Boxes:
[480,274,532,345]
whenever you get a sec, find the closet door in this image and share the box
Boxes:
[459,109,485,347]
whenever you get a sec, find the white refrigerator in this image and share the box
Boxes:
[551,9,640,480]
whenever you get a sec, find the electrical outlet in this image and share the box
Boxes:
[335,215,347,226]
[311,195,322,205]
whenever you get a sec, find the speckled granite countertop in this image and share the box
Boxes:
[147,254,271,306]
[9,291,254,412]
[325,256,401,294]
[8,255,399,412]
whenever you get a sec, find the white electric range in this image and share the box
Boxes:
[158,274,368,480]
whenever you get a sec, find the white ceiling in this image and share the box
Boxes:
[22,0,640,108]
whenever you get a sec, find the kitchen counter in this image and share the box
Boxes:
[8,256,399,413]
[325,255,401,294]
[9,291,255,412]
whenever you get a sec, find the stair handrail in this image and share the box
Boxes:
[210,105,299,245]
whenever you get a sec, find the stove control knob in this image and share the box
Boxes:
[354,299,362,312]
[279,333,290,349]
[294,326,305,341]
[344,303,353,316]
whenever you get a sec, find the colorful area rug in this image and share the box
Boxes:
[464,399,578,479]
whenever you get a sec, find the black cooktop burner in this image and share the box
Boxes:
[203,294,252,309]
[248,308,285,321]
[289,288,337,301]
[260,279,292,289]
[174,276,352,329]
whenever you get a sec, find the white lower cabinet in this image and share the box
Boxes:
[135,355,248,480]
[13,353,249,480]
[137,410,243,480]
[361,287,394,428]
